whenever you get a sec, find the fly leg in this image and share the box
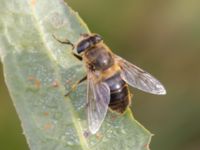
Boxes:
[65,75,87,96]
[52,34,83,61]
[65,52,83,96]
[52,34,75,49]
[73,53,82,61]
[53,34,85,95]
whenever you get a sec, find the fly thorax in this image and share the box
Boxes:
[87,47,114,71]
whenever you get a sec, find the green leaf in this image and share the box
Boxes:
[0,0,152,149]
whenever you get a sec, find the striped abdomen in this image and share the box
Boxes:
[105,72,130,113]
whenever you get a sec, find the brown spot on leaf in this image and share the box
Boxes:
[43,112,49,116]
[44,123,53,130]
[144,144,150,150]
[66,79,72,84]
[110,114,118,121]
[52,80,59,87]
[31,0,36,6]
[96,132,103,140]
[28,76,41,88]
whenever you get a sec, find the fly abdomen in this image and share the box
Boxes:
[105,72,130,113]
[109,84,130,113]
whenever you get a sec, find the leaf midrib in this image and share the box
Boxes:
[27,1,89,149]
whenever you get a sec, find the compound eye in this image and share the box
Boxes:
[77,40,90,53]
[94,34,102,44]
[90,34,102,44]
[94,34,102,43]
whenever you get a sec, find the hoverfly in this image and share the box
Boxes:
[53,33,166,134]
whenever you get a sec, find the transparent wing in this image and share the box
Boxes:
[115,55,166,95]
[87,72,110,134]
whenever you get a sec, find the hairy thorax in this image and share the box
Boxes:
[83,44,120,80]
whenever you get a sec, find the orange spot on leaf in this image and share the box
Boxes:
[144,144,150,149]
[52,80,59,87]
[31,0,36,6]
[34,79,41,88]
[111,114,118,121]
[28,76,34,80]
[96,132,103,140]
[66,79,72,84]
[44,123,53,130]
[43,112,49,116]
[28,76,41,88]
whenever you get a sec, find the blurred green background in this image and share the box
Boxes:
[1,0,200,149]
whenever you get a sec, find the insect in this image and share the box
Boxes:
[53,33,166,134]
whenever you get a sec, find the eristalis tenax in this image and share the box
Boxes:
[53,33,166,134]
